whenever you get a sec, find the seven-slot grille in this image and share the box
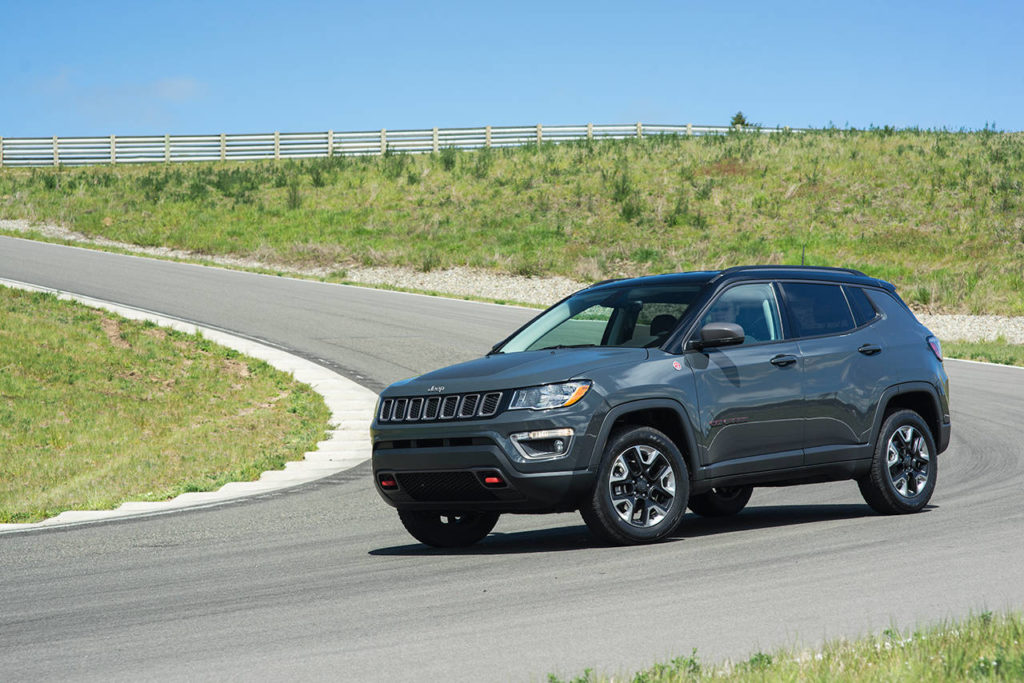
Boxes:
[378,392,503,423]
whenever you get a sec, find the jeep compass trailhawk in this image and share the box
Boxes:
[372,266,950,547]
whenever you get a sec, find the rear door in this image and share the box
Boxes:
[687,282,805,476]
[779,282,887,463]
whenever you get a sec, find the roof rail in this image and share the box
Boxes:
[711,264,867,282]
[586,277,626,288]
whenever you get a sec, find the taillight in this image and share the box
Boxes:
[927,335,943,361]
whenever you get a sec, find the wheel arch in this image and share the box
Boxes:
[872,383,945,453]
[590,399,700,477]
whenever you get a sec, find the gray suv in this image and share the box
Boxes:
[372,266,950,546]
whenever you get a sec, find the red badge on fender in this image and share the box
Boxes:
[672,361,682,371]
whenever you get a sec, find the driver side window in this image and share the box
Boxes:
[702,283,783,345]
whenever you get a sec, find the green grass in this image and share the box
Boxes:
[550,610,1024,682]
[0,286,330,523]
[2,128,1024,314]
[946,339,1024,367]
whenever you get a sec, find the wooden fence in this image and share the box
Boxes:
[0,122,802,167]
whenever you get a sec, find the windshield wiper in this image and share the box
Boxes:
[537,344,598,351]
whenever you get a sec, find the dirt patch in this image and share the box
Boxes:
[235,391,289,418]
[142,327,167,341]
[223,358,251,378]
[100,318,131,349]
[702,158,749,177]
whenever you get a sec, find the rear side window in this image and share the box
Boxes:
[844,286,878,327]
[781,282,855,337]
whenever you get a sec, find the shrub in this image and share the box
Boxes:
[439,146,458,172]
[286,181,302,210]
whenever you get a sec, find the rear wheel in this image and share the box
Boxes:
[688,486,753,517]
[580,426,689,545]
[858,409,937,514]
[397,510,499,548]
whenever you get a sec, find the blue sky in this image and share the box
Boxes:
[1,1,1021,137]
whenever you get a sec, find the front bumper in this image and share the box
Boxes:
[371,404,601,513]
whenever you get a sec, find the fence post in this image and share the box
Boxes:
[587,122,593,140]
[110,135,116,164]
[686,123,693,136]
[380,129,387,155]
[485,125,491,148]
[274,131,280,160]
[432,127,439,153]
[327,129,334,157]
[53,136,59,166]
[636,121,643,139]
[164,134,170,162]
[220,133,226,161]
[536,123,542,146]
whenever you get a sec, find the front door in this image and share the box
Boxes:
[687,283,805,477]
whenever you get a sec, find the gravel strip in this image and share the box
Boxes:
[915,314,1024,344]
[3,218,1023,342]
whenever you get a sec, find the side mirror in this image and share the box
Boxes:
[692,322,745,350]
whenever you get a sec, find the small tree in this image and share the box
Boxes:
[730,111,749,127]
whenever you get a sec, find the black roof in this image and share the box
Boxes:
[586,265,892,292]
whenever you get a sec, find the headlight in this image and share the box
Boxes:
[509,381,591,410]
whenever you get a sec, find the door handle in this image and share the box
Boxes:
[770,354,797,367]
[858,344,882,356]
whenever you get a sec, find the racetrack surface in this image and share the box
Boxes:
[2,236,1022,682]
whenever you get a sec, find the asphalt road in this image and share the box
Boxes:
[2,236,1023,682]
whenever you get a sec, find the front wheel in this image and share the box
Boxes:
[858,409,937,514]
[688,486,753,517]
[580,426,689,545]
[397,510,499,547]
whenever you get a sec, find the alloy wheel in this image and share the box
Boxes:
[886,425,930,498]
[607,444,677,528]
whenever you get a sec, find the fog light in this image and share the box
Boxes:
[510,428,574,462]
[378,474,398,490]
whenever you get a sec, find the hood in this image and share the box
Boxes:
[384,347,648,396]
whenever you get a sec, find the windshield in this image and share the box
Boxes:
[497,285,701,353]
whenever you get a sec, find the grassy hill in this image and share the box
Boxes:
[2,128,1022,313]
[0,287,329,523]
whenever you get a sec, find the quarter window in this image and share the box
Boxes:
[701,283,783,344]
[844,286,878,327]
[781,283,855,337]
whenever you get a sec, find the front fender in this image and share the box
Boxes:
[586,398,701,479]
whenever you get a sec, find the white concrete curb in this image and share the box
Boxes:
[0,278,377,533]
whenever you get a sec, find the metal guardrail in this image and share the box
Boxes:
[0,123,804,167]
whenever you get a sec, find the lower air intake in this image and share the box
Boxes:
[395,471,497,502]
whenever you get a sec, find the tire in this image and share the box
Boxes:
[858,409,937,514]
[397,510,499,548]
[580,426,689,545]
[688,486,753,517]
